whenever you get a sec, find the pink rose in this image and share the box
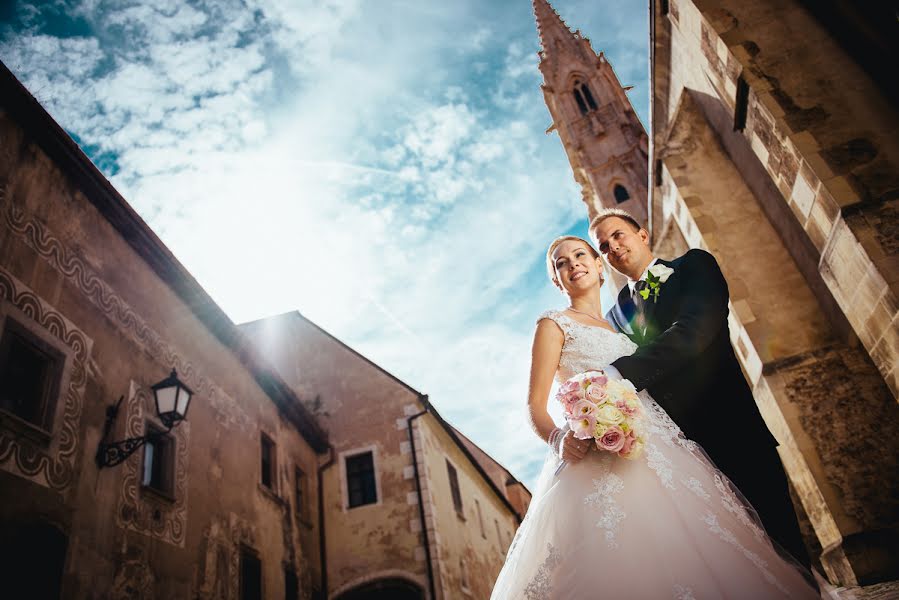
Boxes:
[586,384,607,403]
[571,400,596,418]
[560,391,581,410]
[569,415,597,440]
[595,426,626,453]
[615,399,636,416]
[619,431,637,455]
[620,434,644,460]
[588,374,608,386]
[559,380,580,396]
[557,381,582,407]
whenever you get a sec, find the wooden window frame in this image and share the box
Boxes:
[260,433,277,492]
[344,449,378,509]
[0,316,66,436]
[140,423,176,500]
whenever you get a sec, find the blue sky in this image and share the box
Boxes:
[0,0,648,489]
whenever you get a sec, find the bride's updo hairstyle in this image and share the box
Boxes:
[546,235,602,290]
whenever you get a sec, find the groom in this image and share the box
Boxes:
[592,208,811,569]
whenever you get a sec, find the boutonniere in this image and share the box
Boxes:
[638,264,674,303]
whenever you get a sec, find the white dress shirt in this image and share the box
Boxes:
[627,257,659,297]
[606,258,658,384]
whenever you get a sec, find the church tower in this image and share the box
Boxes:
[534,0,649,225]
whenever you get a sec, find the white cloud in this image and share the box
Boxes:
[403,103,477,168]
[0,0,648,488]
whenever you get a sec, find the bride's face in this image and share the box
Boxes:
[551,240,604,295]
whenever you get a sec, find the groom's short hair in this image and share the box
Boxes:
[589,208,645,241]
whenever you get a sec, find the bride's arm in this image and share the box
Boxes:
[528,319,589,463]
[528,319,563,443]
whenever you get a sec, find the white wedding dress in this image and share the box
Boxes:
[490,311,819,599]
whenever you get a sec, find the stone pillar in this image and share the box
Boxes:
[658,90,899,585]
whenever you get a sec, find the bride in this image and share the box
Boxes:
[490,236,819,599]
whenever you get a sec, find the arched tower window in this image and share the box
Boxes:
[613,184,630,203]
[572,79,598,115]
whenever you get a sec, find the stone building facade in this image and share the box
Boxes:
[240,312,529,600]
[0,59,330,599]
[0,59,528,599]
[535,0,899,588]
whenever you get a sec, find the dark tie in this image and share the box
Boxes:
[633,280,648,303]
[632,280,648,333]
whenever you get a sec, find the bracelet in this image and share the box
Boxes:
[548,427,563,455]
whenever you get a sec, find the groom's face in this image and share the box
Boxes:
[593,217,652,279]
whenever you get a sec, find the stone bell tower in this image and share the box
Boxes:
[534,0,649,225]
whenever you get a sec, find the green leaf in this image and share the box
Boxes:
[638,288,650,300]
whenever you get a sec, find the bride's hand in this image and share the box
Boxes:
[560,430,590,463]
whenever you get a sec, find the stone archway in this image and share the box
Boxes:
[333,577,424,600]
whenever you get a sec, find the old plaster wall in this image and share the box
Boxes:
[416,417,519,600]
[239,313,429,597]
[451,428,530,519]
[0,109,322,599]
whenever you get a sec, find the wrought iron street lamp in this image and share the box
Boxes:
[95,368,194,468]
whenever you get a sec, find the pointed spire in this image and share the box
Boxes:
[533,0,576,54]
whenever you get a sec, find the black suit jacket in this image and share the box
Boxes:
[610,250,776,464]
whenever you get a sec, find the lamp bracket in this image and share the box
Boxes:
[95,395,174,468]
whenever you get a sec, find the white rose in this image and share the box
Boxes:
[648,264,674,283]
[595,404,625,425]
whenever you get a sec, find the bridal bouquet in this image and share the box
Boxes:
[557,371,645,459]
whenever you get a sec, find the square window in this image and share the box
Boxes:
[141,426,174,496]
[261,435,276,490]
[0,321,63,430]
[345,451,377,508]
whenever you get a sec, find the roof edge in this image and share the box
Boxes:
[0,60,329,453]
[420,395,527,522]
[240,310,425,398]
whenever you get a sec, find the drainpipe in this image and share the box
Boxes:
[316,445,335,600]
[407,394,436,600]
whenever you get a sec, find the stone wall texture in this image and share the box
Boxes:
[0,107,324,598]
[643,0,899,586]
[240,312,525,599]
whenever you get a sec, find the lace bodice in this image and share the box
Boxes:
[492,311,818,600]
[493,313,817,600]
[538,310,638,382]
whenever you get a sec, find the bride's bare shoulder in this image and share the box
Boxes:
[535,311,566,338]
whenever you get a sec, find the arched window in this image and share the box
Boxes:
[572,79,598,115]
[614,184,630,203]
[581,84,598,110]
